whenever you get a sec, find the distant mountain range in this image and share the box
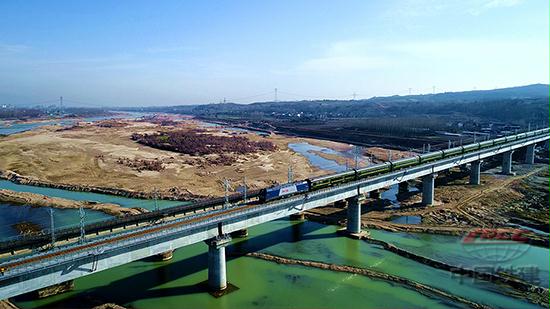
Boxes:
[130,83,548,111]
[368,83,549,103]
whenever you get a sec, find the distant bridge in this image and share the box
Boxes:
[0,128,548,299]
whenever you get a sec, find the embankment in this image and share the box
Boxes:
[243,252,489,309]
[0,189,145,217]
[362,237,549,306]
[0,170,198,201]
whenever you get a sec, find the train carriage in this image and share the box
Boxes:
[356,162,392,179]
[419,151,444,164]
[462,143,480,153]
[478,140,494,149]
[309,170,356,191]
[493,136,507,145]
[390,157,419,171]
[442,146,463,158]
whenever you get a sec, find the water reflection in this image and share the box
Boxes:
[288,142,348,172]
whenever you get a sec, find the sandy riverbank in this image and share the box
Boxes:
[0,118,347,198]
[0,189,145,217]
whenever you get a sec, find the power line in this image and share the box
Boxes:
[225,91,274,103]
[62,98,108,108]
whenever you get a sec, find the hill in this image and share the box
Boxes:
[130,84,549,125]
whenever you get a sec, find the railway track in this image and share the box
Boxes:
[0,190,261,255]
[1,199,261,271]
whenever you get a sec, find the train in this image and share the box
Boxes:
[258,128,549,202]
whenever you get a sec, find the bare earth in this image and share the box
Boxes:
[0,189,143,217]
[0,118,340,198]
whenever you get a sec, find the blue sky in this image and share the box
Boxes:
[0,0,548,106]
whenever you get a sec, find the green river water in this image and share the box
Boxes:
[10,219,546,309]
[0,180,182,240]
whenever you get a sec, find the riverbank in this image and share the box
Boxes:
[13,218,545,309]
[0,118,336,198]
[243,252,489,308]
[0,189,145,217]
[0,170,197,201]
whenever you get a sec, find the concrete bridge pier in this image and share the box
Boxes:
[421,173,437,206]
[205,235,232,292]
[346,196,361,234]
[337,196,369,239]
[525,145,535,164]
[469,160,482,185]
[501,151,515,175]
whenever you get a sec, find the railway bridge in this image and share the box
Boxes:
[0,128,548,299]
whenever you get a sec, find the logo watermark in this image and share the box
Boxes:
[461,228,530,263]
[450,264,540,285]
[449,228,540,286]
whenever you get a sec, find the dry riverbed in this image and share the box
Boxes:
[0,117,344,199]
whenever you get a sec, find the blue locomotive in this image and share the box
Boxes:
[259,180,310,202]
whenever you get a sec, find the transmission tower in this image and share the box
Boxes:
[223,178,230,208]
[354,146,360,169]
[49,208,55,247]
[153,188,159,212]
[288,164,294,183]
[243,176,248,203]
[79,204,86,243]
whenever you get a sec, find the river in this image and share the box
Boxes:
[11,220,545,309]
[0,112,149,136]
[1,118,547,308]
[0,180,182,241]
[288,142,373,173]
[1,178,546,308]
